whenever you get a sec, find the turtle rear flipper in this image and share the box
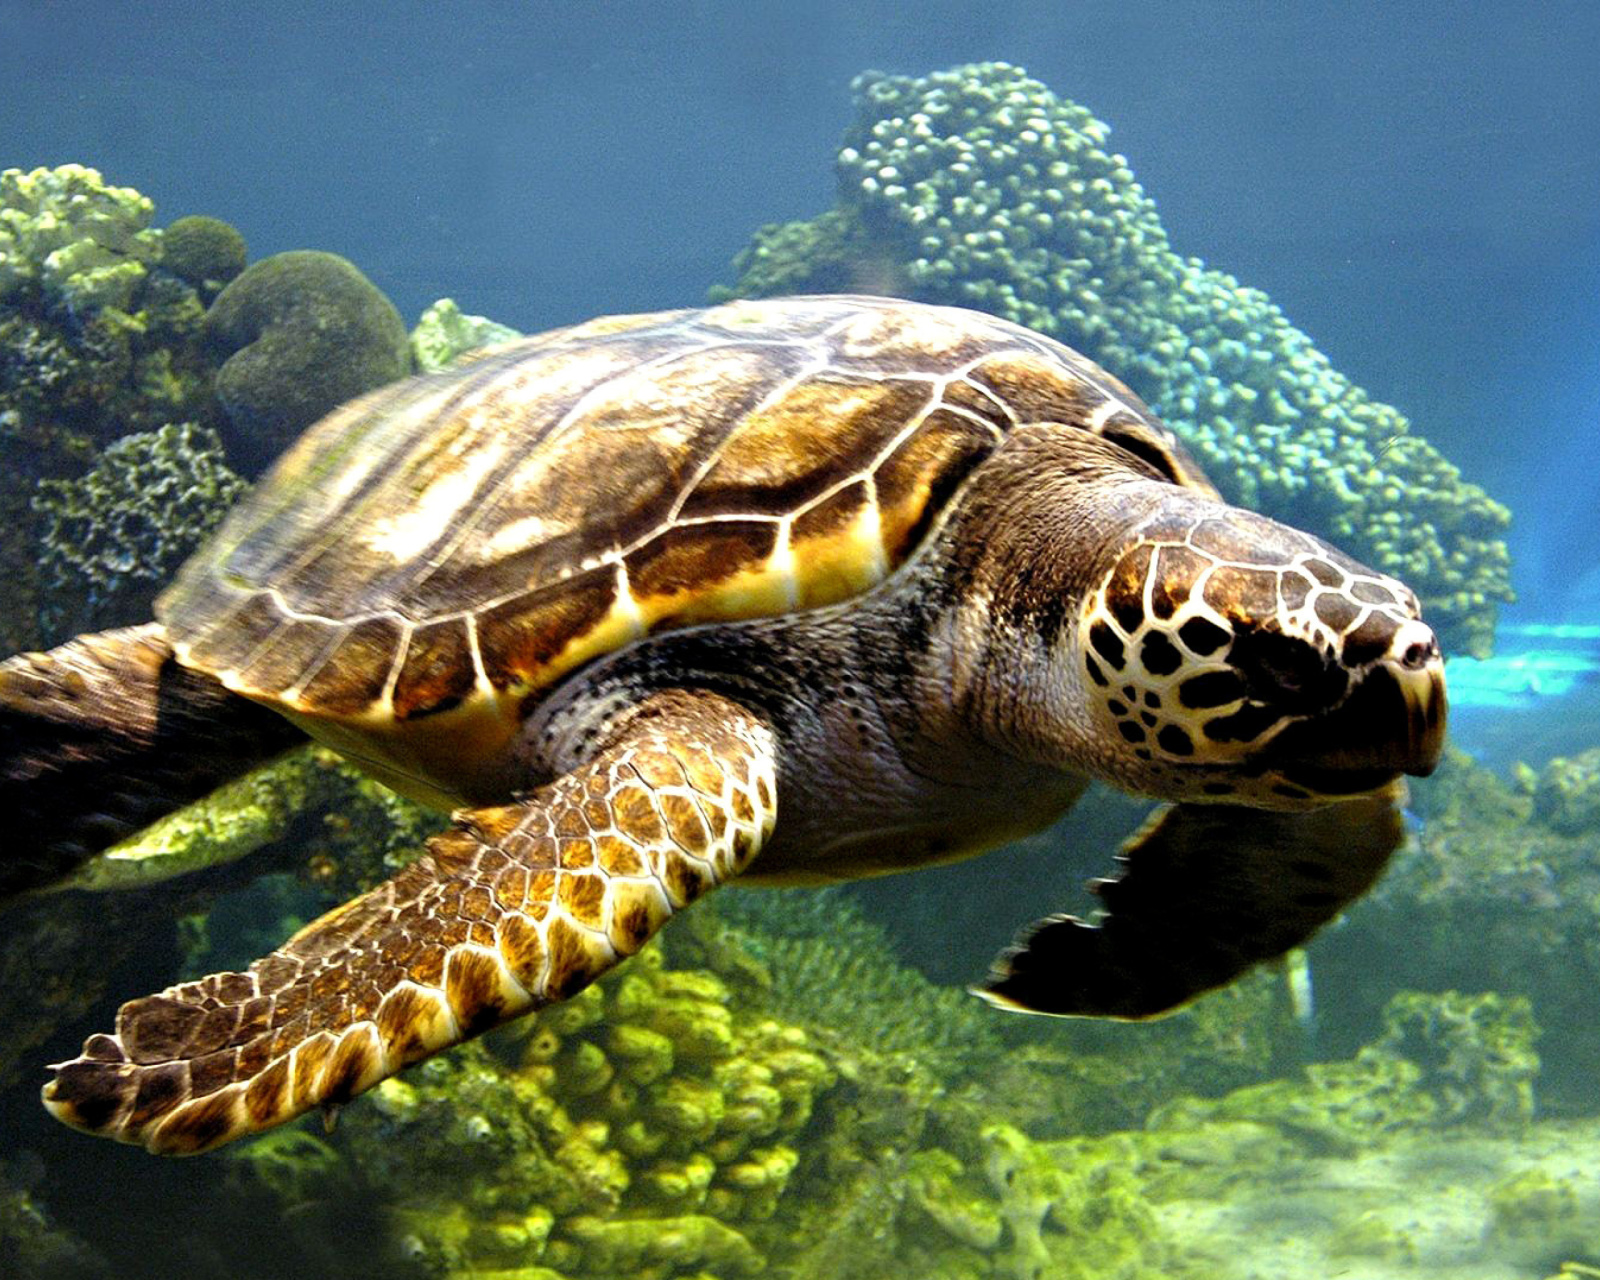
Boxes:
[0,623,306,898]
[977,782,1407,1019]
[42,690,776,1154]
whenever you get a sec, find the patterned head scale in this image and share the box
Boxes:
[1079,496,1446,806]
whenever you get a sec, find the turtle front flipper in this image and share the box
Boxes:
[42,690,777,1155]
[977,781,1408,1020]
[0,623,307,898]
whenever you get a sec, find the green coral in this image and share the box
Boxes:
[1533,746,1600,837]
[231,945,836,1278]
[0,164,160,314]
[718,62,1511,656]
[683,885,1007,1070]
[1146,988,1538,1168]
[32,421,246,634]
[203,249,412,475]
[0,166,225,651]
[160,214,247,300]
[411,297,521,372]
[1488,1167,1582,1242]
[1373,989,1539,1126]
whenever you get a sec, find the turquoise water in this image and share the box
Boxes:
[1,5,1597,1278]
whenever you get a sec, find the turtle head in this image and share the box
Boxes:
[1070,492,1447,808]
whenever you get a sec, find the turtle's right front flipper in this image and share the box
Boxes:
[977,782,1408,1019]
[42,689,777,1154]
[0,623,306,898]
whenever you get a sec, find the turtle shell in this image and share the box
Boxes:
[161,295,1209,790]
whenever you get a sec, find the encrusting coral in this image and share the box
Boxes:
[716,62,1512,656]
[33,421,246,636]
[1532,746,1600,837]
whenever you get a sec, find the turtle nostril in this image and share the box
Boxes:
[1391,621,1440,671]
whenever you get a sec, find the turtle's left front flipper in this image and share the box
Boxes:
[42,690,777,1154]
[977,781,1407,1020]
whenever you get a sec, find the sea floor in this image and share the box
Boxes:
[1161,1116,1600,1280]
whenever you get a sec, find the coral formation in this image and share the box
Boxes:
[223,928,1178,1279]
[1373,989,1539,1126]
[1306,745,1600,1113]
[0,166,227,650]
[33,421,246,635]
[1532,746,1600,837]
[159,215,247,301]
[411,297,521,372]
[234,946,840,1277]
[0,164,160,315]
[716,62,1512,655]
[204,249,411,475]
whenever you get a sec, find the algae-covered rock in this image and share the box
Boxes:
[411,297,521,372]
[160,215,247,300]
[33,421,246,634]
[717,62,1512,656]
[204,249,411,474]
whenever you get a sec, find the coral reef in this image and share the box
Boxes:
[224,931,1176,1279]
[204,249,411,475]
[0,165,231,650]
[411,297,521,372]
[33,421,246,635]
[233,946,839,1277]
[716,62,1512,656]
[1305,746,1600,1113]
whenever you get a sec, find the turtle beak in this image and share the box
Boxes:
[1390,620,1448,777]
[1266,619,1447,795]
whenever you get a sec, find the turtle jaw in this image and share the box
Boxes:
[1257,618,1447,799]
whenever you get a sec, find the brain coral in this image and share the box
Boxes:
[204,250,412,476]
[718,62,1512,656]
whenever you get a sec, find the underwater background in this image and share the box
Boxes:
[1,2,1598,1277]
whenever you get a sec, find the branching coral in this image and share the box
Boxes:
[718,62,1512,655]
[0,164,160,315]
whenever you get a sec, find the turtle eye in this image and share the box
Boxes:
[1099,422,1185,485]
[1226,628,1348,715]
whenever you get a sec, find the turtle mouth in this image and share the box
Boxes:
[1265,655,1448,798]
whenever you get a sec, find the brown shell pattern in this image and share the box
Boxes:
[160,295,1200,726]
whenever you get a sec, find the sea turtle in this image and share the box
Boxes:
[2,295,1446,1155]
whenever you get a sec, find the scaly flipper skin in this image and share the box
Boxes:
[978,781,1407,1019]
[0,624,306,899]
[42,690,776,1155]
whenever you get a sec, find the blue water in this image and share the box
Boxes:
[3,4,1599,1278]
[3,1,1597,603]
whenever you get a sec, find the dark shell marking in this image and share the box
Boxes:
[156,296,1203,797]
